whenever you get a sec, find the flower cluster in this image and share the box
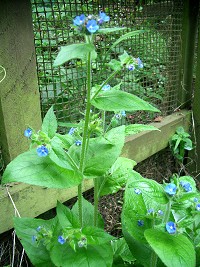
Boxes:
[180,181,192,192]
[128,57,144,71]
[24,127,50,157]
[32,226,52,244]
[73,12,110,34]
[58,232,87,250]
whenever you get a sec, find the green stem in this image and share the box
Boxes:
[150,251,158,267]
[78,37,93,227]
[149,219,158,267]
[102,111,106,132]
[163,200,172,224]
[91,69,119,100]
[94,178,99,227]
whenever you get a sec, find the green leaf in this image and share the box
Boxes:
[54,133,75,150]
[56,201,80,229]
[53,43,96,66]
[82,226,113,245]
[99,157,136,196]
[84,126,125,177]
[2,149,82,189]
[145,229,196,267]
[41,106,57,139]
[58,122,80,128]
[49,136,74,169]
[50,242,113,267]
[98,27,126,34]
[107,59,122,71]
[110,30,146,51]
[112,237,136,265]
[122,227,152,267]
[14,217,57,267]
[91,90,159,112]
[71,197,104,228]
[125,124,159,136]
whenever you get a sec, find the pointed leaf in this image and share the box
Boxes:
[99,157,136,196]
[98,27,126,34]
[2,150,82,189]
[110,30,146,51]
[56,202,80,229]
[42,106,57,139]
[91,90,159,112]
[50,242,113,267]
[145,229,196,267]
[84,126,125,177]
[72,197,104,228]
[53,43,96,66]
[14,217,57,267]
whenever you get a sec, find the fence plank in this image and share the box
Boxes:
[0,0,42,165]
[0,110,190,234]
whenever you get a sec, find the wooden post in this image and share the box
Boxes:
[192,14,200,179]
[0,0,42,165]
[178,0,199,109]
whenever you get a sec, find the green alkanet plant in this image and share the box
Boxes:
[2,13,200,267]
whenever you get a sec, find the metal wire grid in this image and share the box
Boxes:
[31,0,183,125]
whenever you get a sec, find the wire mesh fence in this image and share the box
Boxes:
[31,0,183,125]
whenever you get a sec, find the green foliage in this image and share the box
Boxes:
[122,172,200,267]
[169,126,193,162]
[53,44,96,67]
[3,8,198,267]
[91,90,160,112]
[145,229,196,267]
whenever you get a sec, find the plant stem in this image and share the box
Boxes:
[150,251,158,267]
[78,38,92,227]
[163,200,172,224]
[94,178,99,227]
[91,69,119,100]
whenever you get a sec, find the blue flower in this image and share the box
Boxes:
[137,220,144,227]
[36,145,49,157]
[24,128,32,138]
[102,84,111,91]
[68,127,76,135]
[58,235,66,245]
[134,188,141,195]
[166,221,176,234]
[75,140,82,146]
[147,208,154,214]
[115,114,121,119]
[164,183,177,196]
[180,181,192,192]
[128,64,135,71]
[36,226,42,232]
[121,111,126,117]
[86,19,99,33]
[194,197,198,202]
[73,14,86,26]
[98,11,110,24]
[32,235,37,242]
[196,203,200,211]
[136,57,144,68]
[157,210,164,216]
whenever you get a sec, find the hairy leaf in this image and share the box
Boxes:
[145,229,196,267]
[2,150,82,189]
